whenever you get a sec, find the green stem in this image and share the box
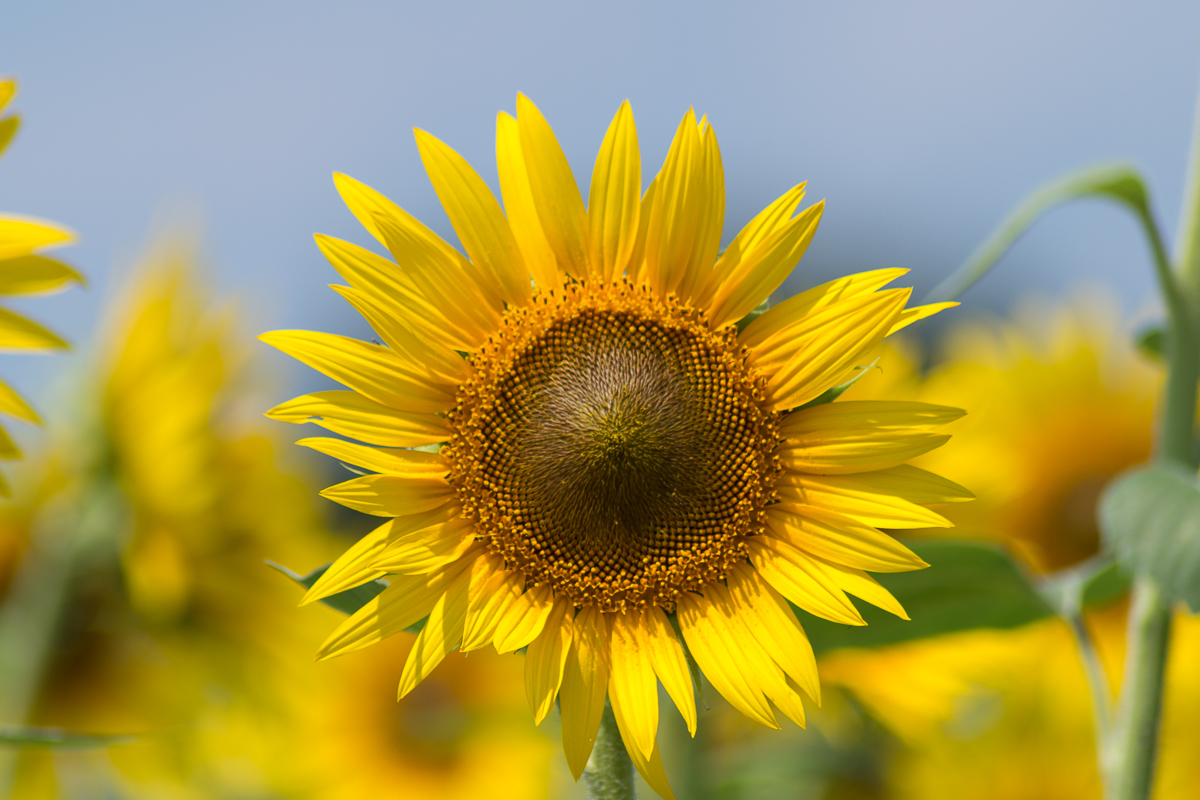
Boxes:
[1104,581,1173,800]
[1066,609,1111,747]
[583,705,635,800]
[1176,85,1200,297]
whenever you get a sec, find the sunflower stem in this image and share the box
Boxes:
[583,704,635,800]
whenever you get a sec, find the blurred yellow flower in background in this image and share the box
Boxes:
[821,297,1200,799]
[0,76,83,495]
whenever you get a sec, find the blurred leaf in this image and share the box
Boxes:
[0,727,134,748]
[267,560,426,633]
[734,299,769,333]
[1136,325,1165,361]
[1100,463,1200,611]
[801,541,1053,656]
[924,163,1161,303]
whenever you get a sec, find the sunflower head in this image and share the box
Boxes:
[264,94,967,798]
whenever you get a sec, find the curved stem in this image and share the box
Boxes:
[583,704,635,800]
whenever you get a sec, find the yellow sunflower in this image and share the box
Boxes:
[263,95,966,796]
[0,77,82,493]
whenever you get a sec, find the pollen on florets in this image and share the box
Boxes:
[443,278,782,612]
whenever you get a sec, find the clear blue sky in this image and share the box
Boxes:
[1,0,1199,408]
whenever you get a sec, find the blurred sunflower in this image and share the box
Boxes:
[276,631,553,800]
[0,240,337,797]
[264,95,966,796]
[0,76,83,494]
[821,299,1200,799]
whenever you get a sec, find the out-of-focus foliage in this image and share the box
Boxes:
[0,239,554,800]
[0,76,82,495]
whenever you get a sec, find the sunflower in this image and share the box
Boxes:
[0,77,82,493]
[263,95,967,796]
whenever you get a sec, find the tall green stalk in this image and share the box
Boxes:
[583,705,635,800]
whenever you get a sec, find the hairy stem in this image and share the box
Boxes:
[583,705,636,800]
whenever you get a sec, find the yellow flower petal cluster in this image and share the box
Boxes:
[0,77,82,493]
[264,95,965,795]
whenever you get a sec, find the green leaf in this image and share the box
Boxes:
[800,541,1053,656]
[1099,463,1200,611]
[1136,325,1165,361]
[924,163,1163,304]
[0,727,134,748]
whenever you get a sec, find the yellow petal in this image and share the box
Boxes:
[319,474,453,517]
[0,255,84,295]
[813,556,910,619]
[462,565,522,651]
[316,553,478,660]
[296,437,449,477]
[676,117,724,303]
[524,594,574,724]
[587,100,641,284]
[832,463,976,505]
[777,430,951,475]
[0,424,20,460]
[495,111,560,291]
[516,94,589,279]
[259,330,455,414]
[706,201,823,329]
[0,308,68,350]
[765,506,927,573]
[300,518,394,604]
[0,215,75,260]
[559,605,612,779]
[371,516,476,576]
[0,378,38,424]
[265,390,449,447]
[739,268,909,349]
[745,536,865,625]
[0,80,15,114]
[725,562,820,703]
[398,565,472,697]
[333,173,502,342]
[639,605,696,736]
[414,128,531,307]
[888,301,958,335]
[608,609,658,760]
[643,109,704,299]
[779,400,965,437]
[777,471,953,529]
[314,234,469,351]
[627,178,657,284]
[760,290,909,411]
[330,284,472,385]
[675,589,777,728]
[696,184,808,309]
[0,117,17,161]
[615,735,676,800]
[494,583,555,653]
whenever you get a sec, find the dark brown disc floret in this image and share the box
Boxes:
[444,280,781,611]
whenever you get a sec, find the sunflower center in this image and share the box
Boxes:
[445,280,780,611]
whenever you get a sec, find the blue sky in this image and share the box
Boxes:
[1,0,1199,409]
